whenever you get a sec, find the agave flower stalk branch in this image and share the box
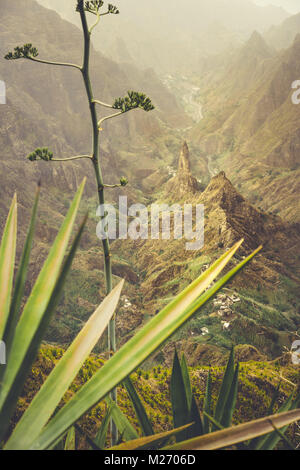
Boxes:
[101,184,125,189]
[89,12,101,34]
[98,111,124,127]
[92,99,114,109]
[51,155,93,162]
[4,44,80,70]
[27,57,81,70]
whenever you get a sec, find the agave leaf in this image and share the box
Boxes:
[109,423,193,451]
[2,186,40,360]
[74,424,101,450]
[251,392,294,450]
[190,395,204,438]
[47,431,68,451]
[0,213,88,442]
[214,347,235,426]
[256,393,300,450]
[180,354,192,411]
[267,383,282,416]
[164,409,300,450]
[106,398,139,442]
[248,382,283,450]
[123,376,154,437]
[171,350,190,442]
[178,246,262,330]
[221,362,239,427]
[5,279,124,450]
[94,405,113,449]
[203,369,212,434]
[0,179,86,415]
[64,427,76,450]
[180,354,203,438]
[0,194,17,340]
[203,412,224,431]
[30,241,261,450]
[270,424,296,450]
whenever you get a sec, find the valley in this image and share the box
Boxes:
[162,75,203,124]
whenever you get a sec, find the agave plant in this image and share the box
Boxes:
[2,185,296,450]
[0,180,125,447]
[102,349,300,451]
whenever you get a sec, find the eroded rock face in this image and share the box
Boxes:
[165,141,200,197]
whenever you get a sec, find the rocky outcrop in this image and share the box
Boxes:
[178,141,191,173]
[165,142,200,197]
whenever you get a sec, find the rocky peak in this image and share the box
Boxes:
[166,142,199,198]
[201,171,244,206]
[178,141,191,173]
[243,30,273,58]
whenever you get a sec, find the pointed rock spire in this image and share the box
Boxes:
[165,142,199,198]
[178,141,191,173]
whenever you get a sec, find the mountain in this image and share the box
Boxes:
[265,12,300,50]
[36,0,289,74]
[255,0,300,14]
[190,31,300,222]
[113,144,300,363]
[40,0,289,34]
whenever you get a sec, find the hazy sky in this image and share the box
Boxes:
[253,0,300,13]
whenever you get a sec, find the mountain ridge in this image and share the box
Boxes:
[112,143,300,361]
[190,30,300,222]
[36,0,290,74]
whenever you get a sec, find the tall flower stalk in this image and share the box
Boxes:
[4,0,154,444]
